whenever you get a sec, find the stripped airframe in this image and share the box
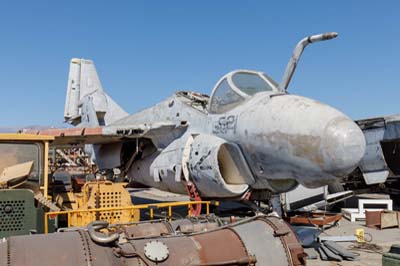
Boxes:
[24,32,366,202]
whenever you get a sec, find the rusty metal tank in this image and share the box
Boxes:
[0,215,306,266]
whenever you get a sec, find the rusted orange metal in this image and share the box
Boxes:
[365,210,382,228]
[287,211,342,227]
[23,127,101,137]
[5,215,305,266]
[262,216,307,266]
[366,210,400,229]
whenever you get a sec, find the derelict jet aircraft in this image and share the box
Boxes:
[24,32,366,202]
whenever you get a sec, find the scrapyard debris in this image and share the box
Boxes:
[317,240,360,261]
[292,225,321,248]
[382,244,400,265]
[355,228,366,243]
[342,198,393,222]
[0,215,307,266]
[49,147,91,169]
[379,210,400,229]
[366,210,400,229]
[287,210,342,230]
[319,242,344,261]
[283,184,353,213]
[317,228,369,243]
[318,235,358,242]
[349,242,383,255]
[347,114,400,196]
[303,248,318,260]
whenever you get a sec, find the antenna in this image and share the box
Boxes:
[280,32,338,91]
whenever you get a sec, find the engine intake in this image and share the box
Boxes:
[188,134,254,198]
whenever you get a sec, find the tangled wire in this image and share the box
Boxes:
[348,242,384,255]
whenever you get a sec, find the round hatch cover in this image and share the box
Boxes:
[144,240,169,262]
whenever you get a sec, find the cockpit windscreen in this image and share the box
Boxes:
[232,72,275,96]
[209,71,278,114]
[209,78,245,114]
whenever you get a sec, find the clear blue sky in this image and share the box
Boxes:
[0,1,399,127]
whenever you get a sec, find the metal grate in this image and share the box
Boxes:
[0,200,25,232]
[98,191,122,221]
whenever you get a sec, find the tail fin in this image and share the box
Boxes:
[64,58,128,127]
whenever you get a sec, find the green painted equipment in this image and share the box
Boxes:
[0,189,42,237]
[0,134,55,237]
[383,244,400,266]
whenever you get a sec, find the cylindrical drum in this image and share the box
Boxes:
[0,215,306,266]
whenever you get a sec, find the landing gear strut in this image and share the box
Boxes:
[185,181,202,216]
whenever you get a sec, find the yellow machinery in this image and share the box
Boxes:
[55,180,140,227]
[0,133,140,234]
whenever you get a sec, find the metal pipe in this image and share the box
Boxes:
[87,220,119,244]
[280,32,338,91]
[44,213,49,234]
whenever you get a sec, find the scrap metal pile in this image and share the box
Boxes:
[0,215,306,266]
[49,147,93,178]
[317,240,359,262]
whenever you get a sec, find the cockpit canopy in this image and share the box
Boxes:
[209,70,279,114]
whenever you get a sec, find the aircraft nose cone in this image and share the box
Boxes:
[321,117,366,176]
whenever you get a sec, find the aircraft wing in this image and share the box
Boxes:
[355,114,400,185]
[20,122,185,146]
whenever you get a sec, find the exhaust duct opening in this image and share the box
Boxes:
[217,143,254,194]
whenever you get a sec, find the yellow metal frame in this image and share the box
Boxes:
[44,200,218,233]
[0,133,54,141]
[0,133,54,198]
[42,141,49,199]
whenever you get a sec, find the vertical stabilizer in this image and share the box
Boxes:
[64,58,128,126]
